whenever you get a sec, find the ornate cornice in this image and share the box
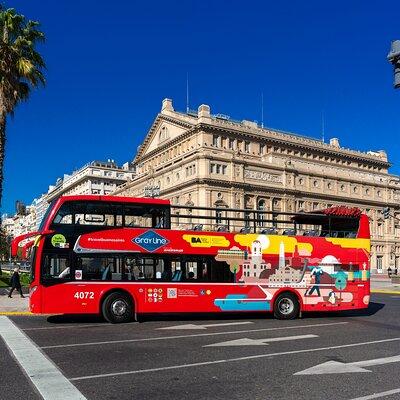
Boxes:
[194,122,390,168]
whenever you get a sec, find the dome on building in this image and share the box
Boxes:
[320,255,340,265]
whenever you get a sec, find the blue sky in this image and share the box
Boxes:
[3,0,400,214]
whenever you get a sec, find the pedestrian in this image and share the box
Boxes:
[8,267,25,298]
[388,266,392,278]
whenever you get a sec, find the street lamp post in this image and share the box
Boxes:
[387,40,400,89]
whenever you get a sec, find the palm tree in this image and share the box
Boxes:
[0,6,45,207]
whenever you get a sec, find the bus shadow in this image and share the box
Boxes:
[46,312,273,324]
[46,314,105,324]
[303,301,385,319]
[45,302,385,325]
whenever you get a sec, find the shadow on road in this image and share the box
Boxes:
[303,301,385,319]
[45,302,385,325]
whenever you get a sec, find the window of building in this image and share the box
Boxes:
[229,138,235,150]
[257,199,266,227]
[327,182,332,190]
[259,144,265,155]
[212,135,220,147]
[376,255,383,271]
[210,163,227,175]
[245,141,250,153]
[159,126,169,142]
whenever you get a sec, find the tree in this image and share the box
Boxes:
[0,6,45,206]
[0,228,10,261]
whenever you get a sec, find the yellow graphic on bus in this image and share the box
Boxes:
[325,238,370,252]
[183,234,230,248]
[234,234,313,256]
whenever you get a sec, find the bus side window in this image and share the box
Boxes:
[41,254,70,279]
[78,256,122,281]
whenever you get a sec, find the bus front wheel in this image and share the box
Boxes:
[273,292,300,320]
[102,292,133,324]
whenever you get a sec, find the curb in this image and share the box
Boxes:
[371,289,400,295]
[0,311,32,316]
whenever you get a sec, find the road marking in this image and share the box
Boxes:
[0,316,86,400]
[349,388,400,400]
[295,354,400,375]
[41,321,347,349]
[371,289,400,295]
[204,334,317,347]
[158,321,253,330]
[69,336,400,382]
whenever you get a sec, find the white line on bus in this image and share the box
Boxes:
[41,321,348,349]
[69,336,400,382]
[0,316,86,400]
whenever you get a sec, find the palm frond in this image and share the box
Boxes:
[0,6,46,114]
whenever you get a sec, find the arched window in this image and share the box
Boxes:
[159,126,169,143]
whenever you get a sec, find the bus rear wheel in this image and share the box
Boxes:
[273,292,300,320]
[102,292,133,324]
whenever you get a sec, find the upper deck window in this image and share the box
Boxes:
[50,200,170,229]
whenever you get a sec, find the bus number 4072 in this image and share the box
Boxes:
[74,292,94,299]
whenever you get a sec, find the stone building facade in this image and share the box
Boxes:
[114,98,400,273]
[46,160,135,203]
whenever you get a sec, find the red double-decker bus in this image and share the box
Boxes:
[12,195,371,323]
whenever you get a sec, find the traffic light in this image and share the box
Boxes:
[382,207,390,219]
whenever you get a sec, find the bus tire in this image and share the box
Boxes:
[273,292,300,320]
[102,292,133,324]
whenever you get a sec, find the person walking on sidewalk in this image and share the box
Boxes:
[8,267,25,298]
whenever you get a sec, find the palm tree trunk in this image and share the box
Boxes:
[0,108,5,209]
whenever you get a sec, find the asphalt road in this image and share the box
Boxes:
[1,294,400,400]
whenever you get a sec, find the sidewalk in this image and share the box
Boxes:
[0,287,30,315]
[370,274,400,294]
[0,292,30,315]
